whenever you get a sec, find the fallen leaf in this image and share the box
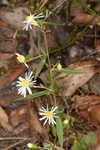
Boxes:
[88,105,100,128]
[72,95,100,128]
[72,95,100,110]
[26,100,49,136]
[56,61,100,97]
[0,63,26,89]
[0,106,13,131]
[13,122,29,135]
[72,13,100,25]
[0,94,19,107]
[0,7,29,29]
[9,105,27,127]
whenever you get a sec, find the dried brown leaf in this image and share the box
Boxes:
[88,105,100,128]
[9,105,27,127]
[72,95,100,127]
[26,100,49,136]
[0,63,26,89]
[72,13,100,25]
[13,122,29,135]
[56,61,99,97]
[0,106,13,131]
[72,95,100,110]
[0,94,19,107]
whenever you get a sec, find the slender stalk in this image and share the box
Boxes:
[43,32,52,80]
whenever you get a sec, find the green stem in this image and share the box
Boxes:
[43,31,53,81]
[49,23,90,54]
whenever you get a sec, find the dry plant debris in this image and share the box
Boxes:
[56,61,100,97]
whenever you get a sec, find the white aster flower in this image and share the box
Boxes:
[39,105,58,125]
[23,13,44,31]
[16,71,36,97]
[16,53,28,68]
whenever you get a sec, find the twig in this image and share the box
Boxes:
[0,137,31,140]
[2,139,28,150]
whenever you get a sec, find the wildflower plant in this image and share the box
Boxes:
[15,9,85,149]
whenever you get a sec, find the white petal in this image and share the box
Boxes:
[39,112,46,116]
[47,105,49,111]
[18,76,24,81]
[30,25,32,29]
[18,87,26,97]
[27,87,32,95]
[16,53,20,56]
[25,24,29,31]
[28,71,33,79]
[41,106,47,112]
[16,84,21,87]
[51,106,58,112]
[39,108,46,113]
[34,13,44,19]
[48,117,51,125]
[39,116,47,121]
[51,118,56,125]
[43,118,48,125]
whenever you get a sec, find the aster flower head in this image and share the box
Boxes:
[39,105,58,125]
[23,13,44,31]
[16,53,28,68]
[16,71,36,97]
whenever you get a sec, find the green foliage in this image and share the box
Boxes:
[56,117,63,147]
[54,68,85,74]
[16,89,50,101]
[72,132,97,150]
[63,115,75,129]
[35,54,46,79]
[30,143,41,149]
[3,64,11,75]
[72,2,81,7]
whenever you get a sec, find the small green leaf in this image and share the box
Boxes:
[72,2,81,7]
[3,64,10,75]
[56,117,63,147]
[54,68,85,74]
[35,55,46,79]
[52,126,57,137]
[16,90,50,101]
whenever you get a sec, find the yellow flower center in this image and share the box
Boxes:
[21,79,29,87]
[25,15,33,23]
[17,55,25,63]
[25,15,39,27]
[46,111,53,118]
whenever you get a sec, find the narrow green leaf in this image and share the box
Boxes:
[16,90,49,101]
[56,117,63,147]
[54,68,85,74]
[38,20,64,26]
[35,55,46,79]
